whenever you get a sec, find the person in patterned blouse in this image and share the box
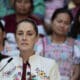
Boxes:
[35,8,80,80]
[0,19,60,80]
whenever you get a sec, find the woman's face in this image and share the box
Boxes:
[0,28,5,44]
[15,22,38,51]
[51,13,71,36]
[15,0,32,15]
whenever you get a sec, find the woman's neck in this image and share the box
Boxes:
[16,14,29,22]
[20,50,34,63]
[51,34,66,44]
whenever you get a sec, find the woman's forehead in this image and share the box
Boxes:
[56,13,71,20]
[17,22,34,31]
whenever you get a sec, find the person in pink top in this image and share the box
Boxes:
[36,8,80,80]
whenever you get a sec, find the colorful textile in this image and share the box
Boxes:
[0,55,60,80]
[35,36,80,80]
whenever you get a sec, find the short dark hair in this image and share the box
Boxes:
[69,8,80,38]
[16,18,38,36]
[51,8,73,23]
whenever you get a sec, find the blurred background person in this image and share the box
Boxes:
[35,8,80,80]
[44,0,65,35]
[64,0,80,19]
[0,19,9,60]
[69,8,80,40]
[0,0,46,21]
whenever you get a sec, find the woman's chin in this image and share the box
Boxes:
[20,48,28,51]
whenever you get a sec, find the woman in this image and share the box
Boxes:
[36,8,80,80]
[0,19,60,80]
[3,0,46,56]
[3,0,45,35]
[0,19,9,61]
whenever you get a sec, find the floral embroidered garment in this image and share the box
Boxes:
[0,54,60,80]
[35,36,80,80]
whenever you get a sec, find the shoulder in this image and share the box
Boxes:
[33,55,57,67]
[42,36,52,45]
[66,37,80,46]
[3,14,16,21]
[0,56,22,68]
[66,38,75,45]
[40,55,57,65]
[36,36,50,45]
[28,15,43,25]
[74,39,80,45]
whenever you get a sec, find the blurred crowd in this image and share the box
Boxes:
[0,0,80,80]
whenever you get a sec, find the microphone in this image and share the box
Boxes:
[0,58,13,72]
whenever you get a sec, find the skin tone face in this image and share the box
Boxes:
[15,22,37,52]
[15,0,32,15]
[51,13,71,36]
[0,28,5,45]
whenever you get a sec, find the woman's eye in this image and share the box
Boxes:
[65,22,70,25]
[56,19,62,23]
[17,32,23,35]
[27,33,33,36]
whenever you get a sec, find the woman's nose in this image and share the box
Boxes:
[61,22,64,27]
[22,35,26,40]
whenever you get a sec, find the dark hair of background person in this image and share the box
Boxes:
[15,18,38,36]
[72,0,80,5]
[51,8,73,22]
[46,8,73,35]
[69,8,80,38]
[13,0,34,13]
